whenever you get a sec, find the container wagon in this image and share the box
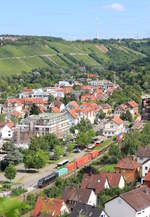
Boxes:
[57,167,68,177]
[75,155,91,168]
[89,150,99,159]
[67,162,76,173]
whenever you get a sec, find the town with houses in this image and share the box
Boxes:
[0,71,150,217]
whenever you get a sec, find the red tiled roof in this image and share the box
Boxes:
[11,111,23,118]
[52,106,60,113]
[145,171,150,182]
[68,101,80,109]
[81,94,96,102]
[81,85,92,91]
[62,187,92,204]
[23,87,32,93]
[137,146,150,158]
[112,116,123,125]
[7,98,48,106]
[120,186,150,211]
[81,172,123,194]
[128,101,138,108]
[32,196,65,217]
[88,73,96,78]
[115,157,140,170]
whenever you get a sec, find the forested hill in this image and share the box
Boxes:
[0,36,150,76]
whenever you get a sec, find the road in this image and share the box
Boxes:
[0,150,86,190]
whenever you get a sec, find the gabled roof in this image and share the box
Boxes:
[144,170,150,182]
[62,187,92,204]
[81,172,123,194]
[128,101,138,108]
[115,157,140,170]
[70,202,103,217]
[112,117,123,125]
[120,186,150,211]
[32,196,65,217]
[68,101,80,109]
[137,146,150,158]
[52,106,60,113]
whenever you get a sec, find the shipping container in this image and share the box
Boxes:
[67,162,76,173]
[75,155,91,168]
[57,167,68,177]
[89,150,99,159]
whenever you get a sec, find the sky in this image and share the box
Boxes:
[0,0,150,40]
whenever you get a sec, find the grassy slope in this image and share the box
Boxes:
[0,38,147,76]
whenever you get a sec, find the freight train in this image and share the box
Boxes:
[37,150,100,188]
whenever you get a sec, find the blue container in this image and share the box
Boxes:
[57,167,68,177]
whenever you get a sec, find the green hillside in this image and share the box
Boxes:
[0,37,148,76]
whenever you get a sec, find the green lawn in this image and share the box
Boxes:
[103,164,115,172]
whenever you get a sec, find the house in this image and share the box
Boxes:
[137,146,150,165]
[59,80,73,87]
[137,146,150,182]
[0,122,15,140]
[63,86,73,94]
[115,157,140,184]
[62,187,97,210]
[114,104,128,117]
[127,101,139,117]
[144,170,150,188]
[103,117,125,138]
[32,196,69,217]
[141,159,150,183]
[114,101,138,118]
[100,104,112,116]
[81,172,125,194]
[105,185,150,217]
[52,100,65,113]
[67,103,98,125]
[81,85,93,93]
[70,203,107,217]
[66,101,80,110]
[81,93,96,102]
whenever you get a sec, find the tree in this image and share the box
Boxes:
[67,142,74,152]
[54,146,64,159]
[2,142,11,151]
[24,150,48,169]
[4,164,16,182]
[4,143,23,165]
[126,110,133,122]
[121,110,132,122]
[48,94,54,104]
[109,144,121,163]
[98,110,106,119]
[0,113,5,122]
[121,130,140,156]
[30,103,40,115]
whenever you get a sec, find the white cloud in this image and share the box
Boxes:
[103,3,125,11]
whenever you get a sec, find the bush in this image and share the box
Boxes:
[11,187,27,196]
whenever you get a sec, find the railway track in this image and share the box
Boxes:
[20,143,111,200]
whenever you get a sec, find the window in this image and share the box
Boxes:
[145,166,148,170]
